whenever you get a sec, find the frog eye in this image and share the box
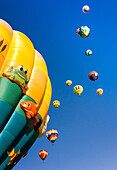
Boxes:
[24,69,28,75]
[19,65,23,71]
[28,104,31,106]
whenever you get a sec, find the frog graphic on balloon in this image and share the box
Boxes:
[2,65,29,90]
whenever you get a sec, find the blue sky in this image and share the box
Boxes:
[1,0,117,169]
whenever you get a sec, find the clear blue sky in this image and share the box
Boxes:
[1,0,117,169]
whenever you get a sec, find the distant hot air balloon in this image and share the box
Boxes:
[96,88,103,95]
[85,49,92,56]
[46,129,58,145]
[73,85,83,95]
[76,26,90,38]
[89,71,98,81]
[39,150,48,162]
[66,80,72,86]
[82,5,90,13]
[52,100,60,108]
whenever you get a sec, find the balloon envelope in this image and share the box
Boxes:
[52,100,60,108]
[97,88,103,95]
[82,5,90,13]
[73,85,83,95]
[0,19,52,169]
[76,26,90,38]
[66,80,72,86]
[39,150,48,161]
[89,71,98,81]
[46,129,58,144]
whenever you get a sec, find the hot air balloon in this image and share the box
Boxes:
[39,150,48,162]
[82,5,90,13]
[89,71,98,81]
[46,129,58,145]
[66,80,72,86]
[85,49,92,56]
[73,85,83,95]
[76,26,90,38]
[0,19,52,169]
[52,100,60,108]
[97,88,103,95]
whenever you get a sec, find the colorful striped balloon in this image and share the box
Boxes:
[76,26,90,38]
[89,71,98,81]
[39,150,48,162]
[46,129,58,145]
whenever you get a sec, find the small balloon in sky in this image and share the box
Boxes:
[85,49,92,56]
[73,85,83,96]
[96,88,103,95]
[89,71,98,81]
[52,100,60,108]
[39,150,48,162]
[76,26,90,38]
[46,129,58,145]
[66,80,72,86]
[82,5,90,13]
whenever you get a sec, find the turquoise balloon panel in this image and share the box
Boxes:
[0,100,13,132]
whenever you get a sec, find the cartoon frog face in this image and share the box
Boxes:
[2,65,29,90]
[10,65,28,83]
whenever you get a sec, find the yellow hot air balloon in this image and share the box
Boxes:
[66,80,72,86]
[52,100,60,108]
[96,88,103,95]
[73,85,83,96]
[0,19,52,169]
